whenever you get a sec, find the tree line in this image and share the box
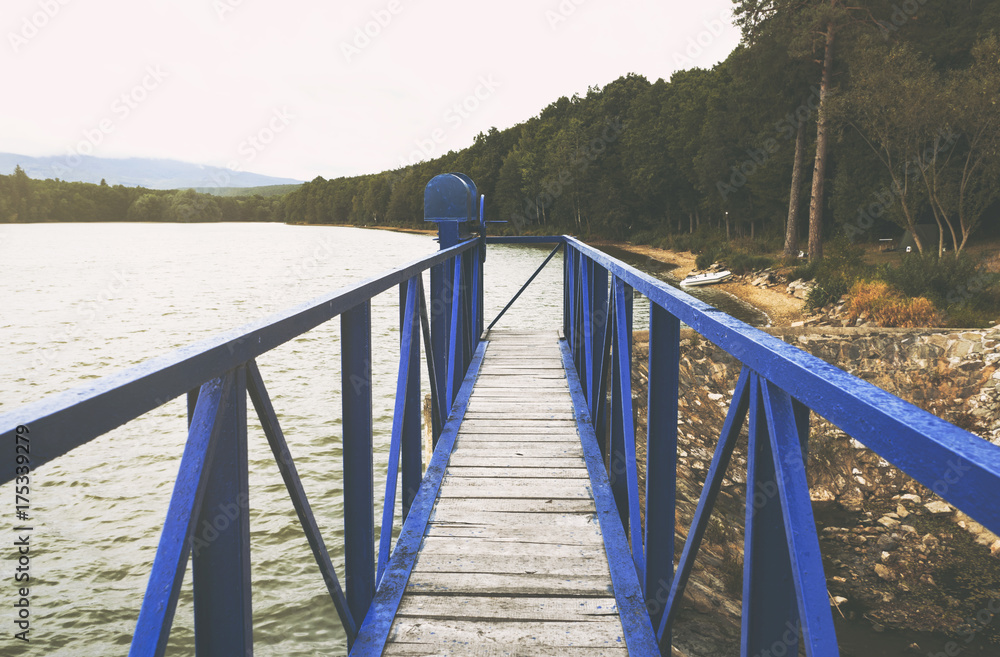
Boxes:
[0,166,283,223]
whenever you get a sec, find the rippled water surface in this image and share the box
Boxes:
[0,223,763,656]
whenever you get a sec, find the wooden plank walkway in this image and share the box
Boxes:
[384,330,627,656]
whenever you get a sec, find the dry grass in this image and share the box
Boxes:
[845,280,938,327]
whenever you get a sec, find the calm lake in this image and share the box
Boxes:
[0,222,764,656]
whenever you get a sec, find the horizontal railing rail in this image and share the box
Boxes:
[0,237,483,655]
[561,235,1000,655]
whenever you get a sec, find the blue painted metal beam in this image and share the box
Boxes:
[193,365,252,656]
[612,277,644,585]
[742,374,799,657]
[645,304,679,629]
[761,379,839,655]
[130,376,230,657]
[377,279,420,585]
[341,301,375,631]
[417,277,445,446]
[400,281,422,520]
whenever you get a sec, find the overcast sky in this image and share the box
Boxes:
[3,0,741,182]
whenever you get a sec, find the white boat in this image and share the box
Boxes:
[680,270,733,287]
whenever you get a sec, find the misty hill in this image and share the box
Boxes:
[0,152,302,190]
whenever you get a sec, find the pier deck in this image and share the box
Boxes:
[384,330,628,655]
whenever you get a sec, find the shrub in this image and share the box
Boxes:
[695,250,718,270]
[845,281,938,327]
[725,252,774,275]
[805,238,867,310]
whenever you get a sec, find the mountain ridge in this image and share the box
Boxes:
[0,152,303,190]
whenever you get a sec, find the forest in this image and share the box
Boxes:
[2,1,999,265]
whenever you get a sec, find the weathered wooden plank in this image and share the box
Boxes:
[444,467,588,479]
[423,524,603,544]
[405,574,615,597]
[477,363,563,369]
[437,480,592,499]
[410,553,610,576]
[458,427,580,443]
[446,455,587,469]
[418,535,601,558]
[456,428,578,435]
[451,442,583,454]
[384,645,629,657]
[396,596,619,621]
[463,413,577,421]
[419,498,596,515]
[459,420,578,429]
[428,510,597,528]
[464,404,574,414]
[447,449,586,461]
[387,618,624,647]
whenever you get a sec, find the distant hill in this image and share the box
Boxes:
[0,152,303,190]
[191,184,301,197]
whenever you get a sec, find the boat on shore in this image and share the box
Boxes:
[680,269,733,287]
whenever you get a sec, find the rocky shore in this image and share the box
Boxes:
[630,327,1000,656]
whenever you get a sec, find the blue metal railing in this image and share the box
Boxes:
[558,235,1000,655]
[0,236,483,655]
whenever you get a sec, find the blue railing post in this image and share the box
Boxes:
[609,276,634,525]
[742,374,799,657]
[192,365,252,655]
[645,304,679,629]
[447,256,465,408]
[341,301,375,630]
[563,244,571,339]
[400,281,422,520]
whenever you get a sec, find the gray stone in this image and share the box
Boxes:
[924,501,953,514]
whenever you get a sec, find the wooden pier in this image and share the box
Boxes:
[384,330,628,655]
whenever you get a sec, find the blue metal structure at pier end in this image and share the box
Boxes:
[2,172,999,656]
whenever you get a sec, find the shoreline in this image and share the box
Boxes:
[317,225,807,328]
[588,240,807,328]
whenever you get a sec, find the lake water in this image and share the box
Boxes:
[0,223,763,656]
